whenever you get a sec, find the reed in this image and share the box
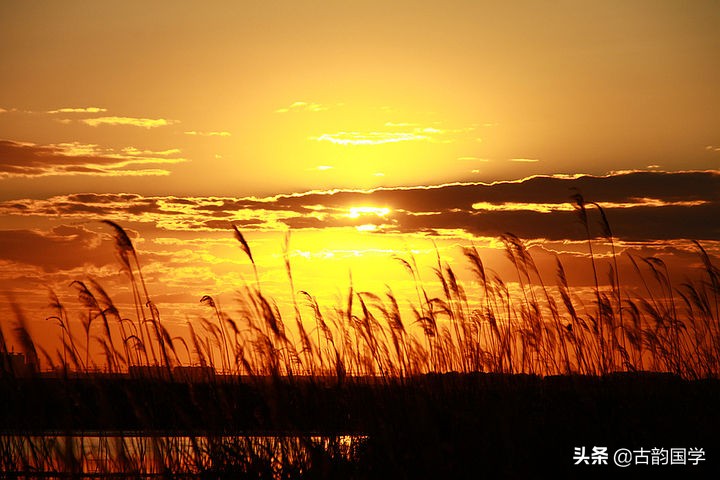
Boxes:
[3,210,715,381]
[2,207,719,476]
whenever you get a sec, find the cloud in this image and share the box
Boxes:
[0,139,187,178]
[384,122,420,128]
[509,158,540,163]
[0,193,302,233]
[0,225,115,273]
[1,170,717,242]
[47,107,107,114]
[120,147,181,156]
[471,198,707,213]
[312,123,476,146]
[275,101,332,113]
[312,132,430,145]
[81,116,178,128]
[184,131,231,137]
[265,170,720,241]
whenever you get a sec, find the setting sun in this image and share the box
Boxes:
[346,206,391,218]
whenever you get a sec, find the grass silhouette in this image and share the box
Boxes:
[3,194,717,379]
[1,197,719,477]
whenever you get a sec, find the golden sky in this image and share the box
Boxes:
[1,1,719,360]
[2,1,719,197]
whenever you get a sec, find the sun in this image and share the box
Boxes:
[346,206,391,219]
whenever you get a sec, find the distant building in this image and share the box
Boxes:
[0,352,38,377]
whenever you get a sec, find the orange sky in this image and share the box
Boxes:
[1,1,719,364]
[1,1,719,197]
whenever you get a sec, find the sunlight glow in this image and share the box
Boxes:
[347,206,391,219]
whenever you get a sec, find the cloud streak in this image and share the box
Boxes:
[47,107,107,114]
[81,116,178,128]
[184,131,231,137]
[0,139,187,178]
[312,123,476,146]
[312,132,430,145]
[275,101,333,113]
[1,170,717,241]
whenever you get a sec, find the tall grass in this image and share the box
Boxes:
[4,212,719,381]
[0,434,364,477]
[2,211,720,478]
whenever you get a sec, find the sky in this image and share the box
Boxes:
[1,1,719,365]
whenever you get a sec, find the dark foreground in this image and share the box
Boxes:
[1,372,719,478]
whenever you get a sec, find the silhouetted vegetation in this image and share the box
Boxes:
[1,197,719,477]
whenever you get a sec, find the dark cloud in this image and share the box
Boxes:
[280,216,330,230]
[1,170,717,241]
[271,170,719,241]
[66,193,145,204]
[391,209,586,240]
[390,203,720,242]
[271,170,720,212]
[0,225,115,272]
